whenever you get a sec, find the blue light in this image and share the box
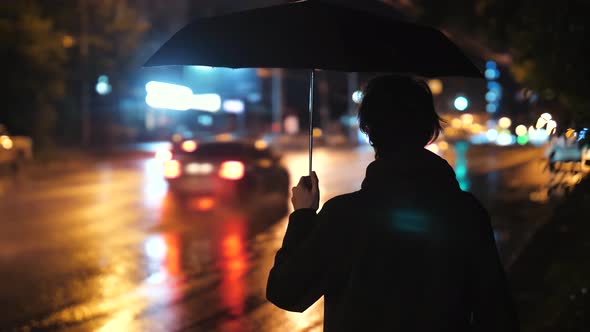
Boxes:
[486,104,498,113]
[95,81,111,95]
[454,141,470,191]
[145,81,193,110]
[192,65,214,71]
[487,81,502,91]
[358,130,370,144]
[391,210,431,233]
[486,129,499,141]
[485,91,498,102]
[95,75,111,95]
[454,96,469,111]
[352,90,364,104]
[485,68,500,80]
[222,99,245,113]
[486,60,497,69]
[198,114,213,126]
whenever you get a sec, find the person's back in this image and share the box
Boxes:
[266,75,519,331]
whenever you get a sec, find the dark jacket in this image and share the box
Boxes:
[266,149,519,332]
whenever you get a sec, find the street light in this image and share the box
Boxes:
[515,125,527,136]
[498,117,512,129]
[352,90,364,104]
[95,75,112,95]
[453,96,469,111]
[427,79,443,95]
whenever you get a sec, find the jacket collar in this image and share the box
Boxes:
[361,149,460,193]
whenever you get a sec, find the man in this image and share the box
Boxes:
[266,75,519,331]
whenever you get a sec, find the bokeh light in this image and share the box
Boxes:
[352,90,364,104]
[498,117,512,129]
[460,113,473,126]
[515,125,527,136]
[427,79,443,95]
[181,140,197,152]
[517,135,529,145]
[454,96,469,111]
[486,129,499,141]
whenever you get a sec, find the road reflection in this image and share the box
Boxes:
[454,141,471,191]
[1,146,550,331]
[133,185,288,331]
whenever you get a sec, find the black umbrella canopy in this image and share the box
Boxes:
[144,0,481,78]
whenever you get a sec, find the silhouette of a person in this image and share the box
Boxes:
[267,75,519,332]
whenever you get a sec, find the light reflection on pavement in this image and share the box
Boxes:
[0,144,551,331]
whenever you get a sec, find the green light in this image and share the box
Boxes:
[517,135,529,145]
[391,209,431,233]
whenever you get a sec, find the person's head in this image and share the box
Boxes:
[358,75,443,158]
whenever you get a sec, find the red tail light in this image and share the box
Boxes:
[164,160,182,179]
[189,197,216,211]
[181,140,197,152]
[219,161,245,180]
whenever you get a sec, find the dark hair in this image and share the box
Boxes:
[358,75,443,158]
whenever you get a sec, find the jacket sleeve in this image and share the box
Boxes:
[467,195,520,332]
[266,201,338,312]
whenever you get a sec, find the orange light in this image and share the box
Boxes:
[257,158,272,168]
[1,137,13,150]
[181,140,197,152]
[189,197,215,211]
[164,160,181,179]
[219,161,245,180]
[155,149,172,162]
[254,139,268,150]
[216,133,233,142]
[62,35,74,48]
[312,127,323,137]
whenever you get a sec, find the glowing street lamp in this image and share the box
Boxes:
[95,75,111,96]
[515,125,527,136]
[352,90,364,104]
[454,96,469,111]
[498,117,512,129]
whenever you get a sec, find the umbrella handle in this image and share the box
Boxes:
[308,69,315,178]
[301,176,312,190]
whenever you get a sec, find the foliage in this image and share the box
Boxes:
[510,174,590,331]
[411,0,590,125]
[1,1,149,149]
[0,1,66,149]
[44,0,150,82]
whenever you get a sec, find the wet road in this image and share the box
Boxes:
[0,144,550,331]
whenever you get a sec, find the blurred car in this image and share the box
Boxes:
[0,124,33,171]
[546,128,590,172]
[156,139,290,201]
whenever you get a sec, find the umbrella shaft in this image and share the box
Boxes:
[308,70,315,177]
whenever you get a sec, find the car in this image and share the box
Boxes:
[0,124,33,172]
[156,139,290,203]
[546,127,590,172]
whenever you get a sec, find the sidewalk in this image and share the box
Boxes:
[509,176,590,331]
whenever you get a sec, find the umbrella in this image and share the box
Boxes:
[145,0,482,181]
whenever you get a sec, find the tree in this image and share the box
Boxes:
[43,0,150,145]
[0,1,66,150]
[410,0,590,125]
